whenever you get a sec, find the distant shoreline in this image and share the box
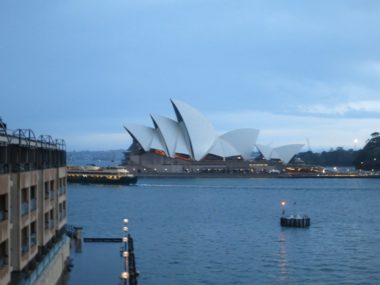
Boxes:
[135,173,380,179]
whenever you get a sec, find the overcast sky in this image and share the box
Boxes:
[1,0,380,151]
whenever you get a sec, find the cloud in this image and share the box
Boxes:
[209,109,379,150]
[298,100,380,116]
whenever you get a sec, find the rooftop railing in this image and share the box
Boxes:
[0,127,65,150]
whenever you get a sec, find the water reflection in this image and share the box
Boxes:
[278,230,288,282]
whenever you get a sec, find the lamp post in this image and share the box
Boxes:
[281,201,286,216]
[121,218,129,285]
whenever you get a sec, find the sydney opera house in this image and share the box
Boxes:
[123,99,303,174]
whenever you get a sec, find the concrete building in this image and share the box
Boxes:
[0,120,69,285]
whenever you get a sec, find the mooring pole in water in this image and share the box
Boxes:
[128,234,139,285]
[120,218,129,284]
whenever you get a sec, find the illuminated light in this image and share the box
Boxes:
[123,237,128,243]
[123,251,129,257]
[123,226,128,232]
[124,218,129,224]
[121,272,129,280]
[281,201,286,207]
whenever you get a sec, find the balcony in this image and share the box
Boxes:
[58,187,65,196]
[0,210,6,222]
[24,236,68,285]
[0,256,7,269]
[21,202,29,216]
[30,233,37,247]
[30,199,37,211]
[21,243,29,256]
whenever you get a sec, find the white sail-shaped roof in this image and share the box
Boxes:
[150,129,167,152]
[124,124,156,151]
[151,115,176,157]
[125,99,304,163]
[208,137,241,158]
[175,121,192,156]
[171,99,218,161]
[221,129,259,160]
[256,144,273,160]
[150,115,191,157]
[125,124,167,153]
[272,144,304,164]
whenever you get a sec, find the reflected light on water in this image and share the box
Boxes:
[278,230,288,282]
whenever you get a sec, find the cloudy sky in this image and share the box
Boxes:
[1,0,379,151]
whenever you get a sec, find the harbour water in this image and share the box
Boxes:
[67,178,380,284]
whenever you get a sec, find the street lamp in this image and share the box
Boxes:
[280,201,286,216]
[121,218,129,285]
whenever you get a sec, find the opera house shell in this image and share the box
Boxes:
[124,99,303,165]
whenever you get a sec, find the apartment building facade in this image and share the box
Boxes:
[0,122,69,285]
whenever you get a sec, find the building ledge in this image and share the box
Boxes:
[0,264,11,284]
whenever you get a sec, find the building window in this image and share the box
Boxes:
[44,182,49,200]
[0,194,7,222]
[44,212,49,230]
[21,188,29,216]
[50,180,54,201]
[21,226,29,255]
[59,203,62,221]
[59,178,66,196]
[30,222,37,247]
[63,201,66,219]
[30,185,37,211]
[0,241,8,268]
[49,209,54,229]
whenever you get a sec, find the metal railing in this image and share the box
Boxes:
[30,233,37,247]
[0,256,7,268]
[30,199,37,211]
[25,236,68,285]
[21,202,29,216]
[21,243,29,255]
[0,210,5,222]
[58,187,66,196]
[0,127,66,151]
[49,191,54,201]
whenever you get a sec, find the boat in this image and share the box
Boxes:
[67,166,138,185]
